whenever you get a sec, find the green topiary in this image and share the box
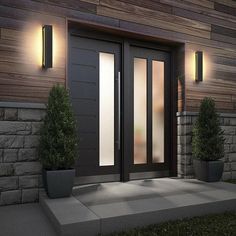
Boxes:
[192,97,225,161]
[39,85,77,170]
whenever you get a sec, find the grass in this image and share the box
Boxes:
[105,212,236,236]
[225,179,236,184]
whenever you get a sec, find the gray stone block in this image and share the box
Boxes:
[38,175,43,188]
[0,190,21,205]
[221,126,236,135]
[19,175,39,188]
[0,121,31,135]
[0,163,14,176]
[177,125,192,136]
[177,145,192,155]
[229,144,236,153]
[223,118,231,126]
[230,118,236,126]
[14,162,41,175]
[222,172,231,181]
[228,153,236,162]
[224,135,233,144]
[179,155,192,165]
[22,188,39,203]
[18,109,45,121]
[4,108,17,121]
[0,108,4,121]
[18,148,38,161]
[3,149,18,163]
[233,136,236,144]
[224,163,231,172]
[32,122,42,135]
[24,135,39,148]
[231,162,236,171]
[0,176,18,191]
[177,116,192,125]
[0,149,3,162]
[232,171,236,179]
[0,135,24,148]
[177,135,191,145]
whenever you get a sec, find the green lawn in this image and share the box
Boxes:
[105,212,236,236]
[225,179,236,184]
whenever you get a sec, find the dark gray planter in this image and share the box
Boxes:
[193,159,223,182]
[44,169,75,198]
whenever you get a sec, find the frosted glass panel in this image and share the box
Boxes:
[152,61,164,163]
[99,52,114,166]
[134,58,147,164]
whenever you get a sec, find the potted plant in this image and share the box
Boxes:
[39,85,77,198]
[192,97,225,182]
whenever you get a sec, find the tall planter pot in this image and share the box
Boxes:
[193,159,223,182]
[43,169,75,198]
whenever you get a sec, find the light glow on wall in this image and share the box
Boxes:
[23,22,63,69]
[185,46,211,82]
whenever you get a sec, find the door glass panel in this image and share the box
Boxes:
[134,58,147,164]
[152,60,164,163]
[99,52,114,166]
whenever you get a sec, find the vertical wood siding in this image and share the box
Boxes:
[0,0,235,112]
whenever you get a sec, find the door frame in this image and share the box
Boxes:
[67,21,178,182]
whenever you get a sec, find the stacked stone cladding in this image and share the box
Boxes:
[0,105,45,205]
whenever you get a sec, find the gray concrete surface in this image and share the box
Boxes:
[40,178,236,236]
[0,203,56,236]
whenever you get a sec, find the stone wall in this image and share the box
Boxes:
[0,103,45,205]
[177,112,236,180]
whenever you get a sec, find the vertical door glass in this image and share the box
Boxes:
[99,52,114,166]
[134,58,147,164]
[152,60,164,163]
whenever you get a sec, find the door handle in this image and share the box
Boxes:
[117,71,121,150]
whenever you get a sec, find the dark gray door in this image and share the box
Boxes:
[68,34,121,184]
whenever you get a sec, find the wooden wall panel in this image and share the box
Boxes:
[0,0,235,113]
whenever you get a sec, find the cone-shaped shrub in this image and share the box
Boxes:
[39,85,77,170]
[192,97,224,161]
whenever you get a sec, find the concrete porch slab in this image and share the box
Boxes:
[40,178,236,236]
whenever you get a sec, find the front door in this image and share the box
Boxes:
[129,46,171,180]
[68,29,173,184]
[69,34,121,184]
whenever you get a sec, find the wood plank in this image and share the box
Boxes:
[184,0,214,9]
[212,25,236,38]
[161,0,236,23]
[31,0,96,13]
[118,0,172,14]
[173,6,236,30]
[0,61,64,78]
[214,2,236,17]
[213,0,236,8]
[100,0,211,31]
[212,56,236,67]
[81,0,99,4]
[97,6,211,39]
[0,72,64,87]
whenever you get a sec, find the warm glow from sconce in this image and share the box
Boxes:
[22,22,64,69]
[185,46,211,82]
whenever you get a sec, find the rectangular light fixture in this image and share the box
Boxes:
[195,51,203,82]
[42,25,52,68]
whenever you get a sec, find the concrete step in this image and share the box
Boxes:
[40,179,236,236]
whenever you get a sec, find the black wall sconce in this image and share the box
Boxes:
[195,51,203,82]
[42,25,52,68]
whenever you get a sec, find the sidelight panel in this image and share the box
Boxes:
[152,60,164,163]
[133,58,147,164]
[99,52,115,166]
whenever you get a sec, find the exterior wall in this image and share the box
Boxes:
[0,103,45,205]
[177,112,236,180]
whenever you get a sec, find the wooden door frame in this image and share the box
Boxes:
[67,19,178,183]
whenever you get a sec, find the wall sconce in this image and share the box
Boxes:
[42,25,52,68]
[195,51,203,82]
